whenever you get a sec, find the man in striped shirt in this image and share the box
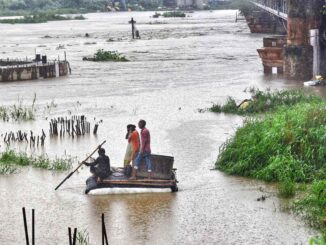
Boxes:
[129,119,153,179]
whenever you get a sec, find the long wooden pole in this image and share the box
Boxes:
[54,140,106,191]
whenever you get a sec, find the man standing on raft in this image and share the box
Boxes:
[130,119,153,179]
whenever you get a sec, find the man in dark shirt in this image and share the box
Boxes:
[84,148,111,180]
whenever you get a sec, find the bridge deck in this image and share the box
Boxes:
[251,0,288,20]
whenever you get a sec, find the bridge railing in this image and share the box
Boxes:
[251,0,288,20]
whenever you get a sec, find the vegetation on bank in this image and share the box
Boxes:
[0,12,85,24]
[83,49,129,62]
[216,102,326,184]
[210,89,321,115]
[212,89,326,234]
[0,149,74,174]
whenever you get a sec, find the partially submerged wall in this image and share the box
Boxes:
[0,61,69,82]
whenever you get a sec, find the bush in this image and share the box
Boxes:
[85,49,129,62]
[162,11,186,18]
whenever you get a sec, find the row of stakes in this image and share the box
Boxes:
[22,207,109,245]
[49,115,101,137]
[3,130,46,147]
[1,115,101,147]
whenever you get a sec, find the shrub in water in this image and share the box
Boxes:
[0,149,73,174]
[93,49,129,62]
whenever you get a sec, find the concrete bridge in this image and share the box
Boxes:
[243,0,326,80]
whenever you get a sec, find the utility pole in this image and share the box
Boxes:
[129,17,136,39]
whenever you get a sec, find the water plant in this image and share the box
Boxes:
[92,49,129,62]
[0,94,36,121]
[210,89,322,115]
[0,164,17,175]
[0,149,74,173]
[76,229,90,245]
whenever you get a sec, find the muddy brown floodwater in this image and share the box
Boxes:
[0,10,325,245]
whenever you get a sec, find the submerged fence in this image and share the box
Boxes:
[22,207,109,245]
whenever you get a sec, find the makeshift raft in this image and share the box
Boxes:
[85,154,178,195]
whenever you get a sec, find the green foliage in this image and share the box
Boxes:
[162,11,186,18]
[293,180,326,230]
[310,234,326,245]
[210,89,322,115]
[92,49,129,62]
[211,96,238,113]
[216,102,326,184]
[278,177,295,198]
[0,12,85,24]
[0,164,17,174]
[215,91,326,234]
[0,149,74,173]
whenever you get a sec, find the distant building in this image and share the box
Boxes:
[163,0,177,7]
[176,0,212,9]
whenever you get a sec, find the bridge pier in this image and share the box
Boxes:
[283,0,314,80]
[244,8,286,34]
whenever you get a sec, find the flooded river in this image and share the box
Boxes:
[0,10,324,244]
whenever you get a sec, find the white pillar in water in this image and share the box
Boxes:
[310,29,320,77]
[55,61,60,78]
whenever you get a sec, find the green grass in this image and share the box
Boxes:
[210,89,322,115]
[293,180,326,230]
[309,233,326,245]
[0,149,74,173]
[85,49,129,62]
[0,13,85,24]
[214,90,326,231]
[0,164,17,175]
[278,177,296,198]
[216,102,326,182]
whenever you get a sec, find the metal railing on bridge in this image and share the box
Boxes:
[251,0,288,20]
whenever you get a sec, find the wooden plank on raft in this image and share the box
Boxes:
[103,177,176,183]
[101,180,175,187]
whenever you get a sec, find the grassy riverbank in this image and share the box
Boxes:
[212,89,326,234]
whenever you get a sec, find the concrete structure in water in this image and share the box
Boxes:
[244,0,326,80]
[0,57,70,82]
